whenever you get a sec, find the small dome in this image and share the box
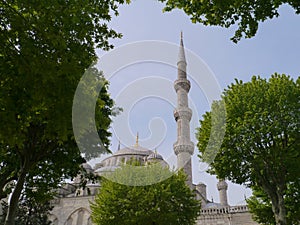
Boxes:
[82,163,93,172]
[95,165,118,173]
[147,152,163,160]
[204,202,222,209]
[197,182,206,187]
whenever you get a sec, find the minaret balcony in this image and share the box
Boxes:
[217,180,228,190]
[173,141,194,155]
[174,78,191,92]
[174,108,192,121]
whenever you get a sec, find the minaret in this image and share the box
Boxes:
[173,32,194,188]
[217,179,229,206]
[135,132,139,147]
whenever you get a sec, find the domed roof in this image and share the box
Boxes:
[95,165,119,173]
[82,163,93,172]
[204,202,222,209]
[147,151,163,160]
[114,145,153,156]
[197,182,206,186]
[93,140,169,175]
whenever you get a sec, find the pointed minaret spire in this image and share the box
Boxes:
[178,31,186,65]
[117,139,121,151]
[174,32,194,188]
[135,132,139,147]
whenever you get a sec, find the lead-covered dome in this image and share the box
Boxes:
[94,144,168,175]
[114,145,153,156]
[147,151,163,160]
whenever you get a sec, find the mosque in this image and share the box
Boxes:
[49,35,258,225]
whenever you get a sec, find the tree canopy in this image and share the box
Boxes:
[247,180,300,225]
[0,183,53,225]
[91,164,201,225]
[0,0,128,224]
[196,74,300,225]
[159,0,300,42]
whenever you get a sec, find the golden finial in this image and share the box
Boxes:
[135,132,139,146]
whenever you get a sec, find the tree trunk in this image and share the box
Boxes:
[271,192,287,225]
[4,169,27,225]
[260,175,287,225]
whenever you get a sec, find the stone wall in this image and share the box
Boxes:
[50,196,93,225]
[50,196,259,225]
[196,205,258,225]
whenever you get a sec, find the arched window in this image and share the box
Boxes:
[77,209,83,225]
[65,208,91,225]
[87,217,92,225]
[65,217,73,225]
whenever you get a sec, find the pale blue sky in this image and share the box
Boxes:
[94,0,300,205]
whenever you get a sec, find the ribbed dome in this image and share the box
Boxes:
[94,144,169,176]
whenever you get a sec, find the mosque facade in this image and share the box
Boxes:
[49,36,258,225]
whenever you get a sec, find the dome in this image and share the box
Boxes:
[204,202,222,209]
[94,144,169,175]
[95,165,119,174]
[114,145,153,156]
[147,151,163,160]
[81,163,93,172]
[197,182,206,186]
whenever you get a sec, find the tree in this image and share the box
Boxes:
[159,0,300,42]
[0,188,53,225]
[196,74,300,225]
[91,164,201,225]
[247,188,275,225]
[0,170,61,225]
[0,1,128,224]
[247,180,300,225]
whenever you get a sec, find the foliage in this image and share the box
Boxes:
[159,0,300,42]
[72,67,122,160]
[0,0,128,224]
[196,74,300,225]
[247,187,278,225]
[0,187,53,225]
[247,180,300,225]
[91,164,201,225]
[103,159,173,186]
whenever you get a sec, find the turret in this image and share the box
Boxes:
[217,179,229,206]
[196,182,207,207]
